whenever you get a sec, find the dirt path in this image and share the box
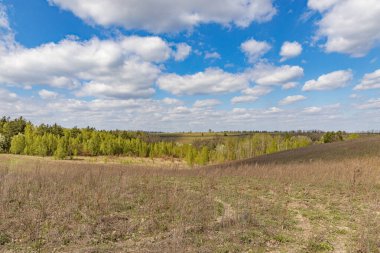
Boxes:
[214,197,237,224]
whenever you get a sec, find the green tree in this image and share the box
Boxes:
[185,146,197,166]
[88,132,101,156]
[54,138,68,159]
[10,134,26,154]
[196,146,209,165]
[0,133,6,153]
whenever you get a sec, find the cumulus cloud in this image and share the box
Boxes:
[231,85,272,104]
[303,106,322,114]
[282,82,298,90]
[265,107,283,114]
[157,68,248,95]
[242,85,272,96]
[308,0,380,57]
[0,88,18,103]
[0,89,371,132]
[248,62,304,86]
[302,103,341,115]
[0,35,176,98]
[231,95,258,104]
[280,41,302,62]
[76,59,159,98]
[0,4,16,52]
[162,97,183,105]
[39,89,58,100]
[357,98,380,110]
[49,0,276,33]
[173,43,191,61]
[354,69,380,90]
[241,39,271,63]
[279,95,306,105]
[193,99,221,108]
[205,52,221,60]
[303,70,353,91]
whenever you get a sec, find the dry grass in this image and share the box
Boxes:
[0,153,379,252]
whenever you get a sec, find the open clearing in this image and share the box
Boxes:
[1,138,380,252]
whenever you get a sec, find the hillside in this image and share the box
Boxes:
[211,135,380,168]
[1,137,380,252]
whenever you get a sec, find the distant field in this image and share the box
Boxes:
[0,138,379,252]
[153,132,251,144]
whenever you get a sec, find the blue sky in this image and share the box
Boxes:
[0,0,379,131]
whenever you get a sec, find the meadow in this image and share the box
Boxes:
[1,137,379,252]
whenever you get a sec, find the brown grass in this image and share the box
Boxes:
[0,152,379,252]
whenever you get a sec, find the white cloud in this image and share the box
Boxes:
[162,97,183,105]
[232,85,272,104]
[302,103,340,115]
[282,82,298,89]
[242,85,272,96]
[0,4,16,53]
[279,95,306,105]
[265,107,283,113]
[303,70,353,91]
[0,35,175,98]
[193,99,221,108]
[49,0,276,33]
[157,68,248,95]
[248,62,304,86]
[205,52,221,60]
[303,106,322,114]
[0,90,375,132]
[354,69,380,90]
[0,88,18,103]
[231,95,258,104]
[173,43,191,61]
[76,59,159,98]
[280,41,302,61]
[241,39,271,63]
[308,0,340,12]
[39,89,58,100]
[357,98,380,110]
[308,0,380,57]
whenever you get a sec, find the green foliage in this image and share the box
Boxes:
[347,133,360,140]
[307,240,334,251]
[0,133,6,153]
[321,131,344,143]
[2,116,333,165]
[0,116,27,151]
[0,233,10,245]
[185,146,197,166]
[54,138,68,159]
[196,146,209,165]
[9,134,25,154]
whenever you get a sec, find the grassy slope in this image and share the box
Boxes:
[0,137,379,252]
[211,136,380,168]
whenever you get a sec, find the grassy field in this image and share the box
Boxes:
[211,135,380,167]
[0,138,380,252]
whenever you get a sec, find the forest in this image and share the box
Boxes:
[0,116,357,165]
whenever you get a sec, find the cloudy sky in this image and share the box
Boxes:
[0,0,379,131]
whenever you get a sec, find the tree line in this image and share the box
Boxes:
[0,116,360,166]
